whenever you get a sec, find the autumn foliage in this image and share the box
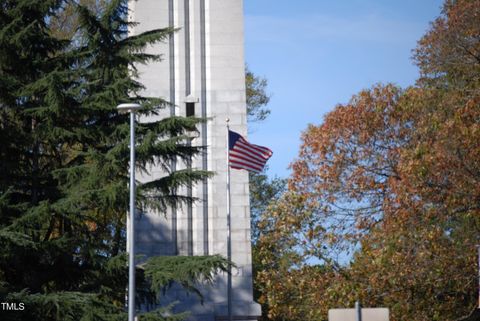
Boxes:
[255,1,480,320]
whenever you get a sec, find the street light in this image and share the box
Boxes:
[117,103,142,321]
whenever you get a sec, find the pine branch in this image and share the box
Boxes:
[143,255,231,303]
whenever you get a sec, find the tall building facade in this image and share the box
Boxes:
[128,0,261,320]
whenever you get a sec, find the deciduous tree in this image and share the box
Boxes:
[256,1,480,320]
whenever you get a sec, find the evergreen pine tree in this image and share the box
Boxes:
[0,1,228,320]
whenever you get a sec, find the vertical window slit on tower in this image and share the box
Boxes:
[186,102,195,117]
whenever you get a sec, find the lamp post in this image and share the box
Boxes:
[117,103,142,321]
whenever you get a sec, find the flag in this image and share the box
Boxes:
[228,130,272,173]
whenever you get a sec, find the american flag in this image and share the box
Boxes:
[228,130,272,173]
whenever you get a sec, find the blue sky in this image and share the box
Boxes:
[244,0,444,178]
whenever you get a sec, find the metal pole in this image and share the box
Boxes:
[128,111,136,321]
[478,245,480,309]
[355,301,362,321]
[226,119,232,321]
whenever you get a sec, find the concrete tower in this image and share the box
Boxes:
[128,0,261,320]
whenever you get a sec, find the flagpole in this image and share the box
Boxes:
[226,118,233,321]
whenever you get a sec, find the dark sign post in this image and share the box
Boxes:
[356,301,362,321]
[478,246,480,309]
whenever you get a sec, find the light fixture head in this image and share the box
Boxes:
[116,103,142,114]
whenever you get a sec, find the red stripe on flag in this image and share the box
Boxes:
[229,159,263,172]
[238,138,272,157]
[230,150,266,167]
[230,159,263,170]
[235,141,270,160]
